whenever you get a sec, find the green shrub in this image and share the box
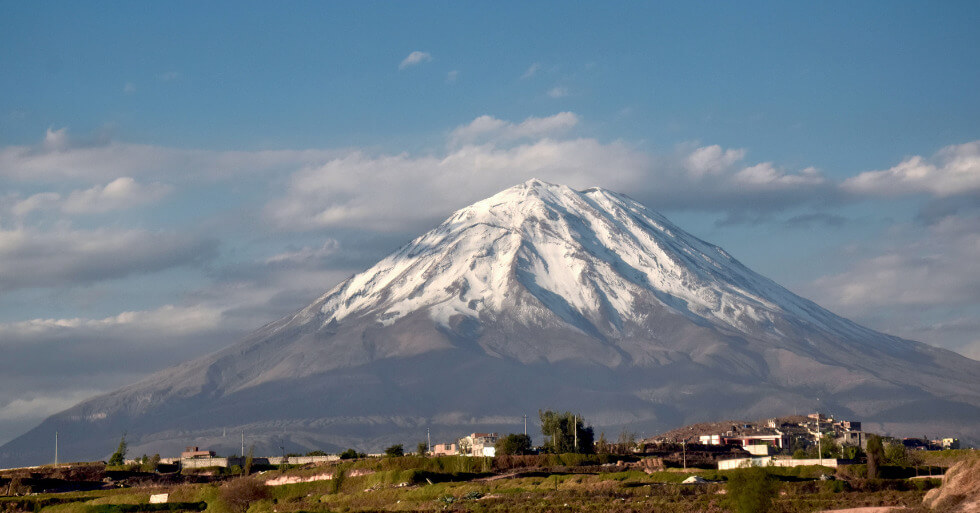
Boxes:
[821,480,847,493]
[725,467,778,513]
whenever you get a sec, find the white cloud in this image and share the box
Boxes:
[265,113,833,232]
[547,86,570,98]
[123,82,136,94]
[0,304,224,340]
[0,128,344,183]
[12,192,61,216]
[522,63,540,79]
[265,137,650,232]
[265,240,340,265]
[804,213,980,360]
[811,214,980,309]
[734,164,825,188]
[843,140,980,196]
[0,227,215,290]
[43,127,70,151]
[449,112,580,146]
[12,177,172,216]
[62,177,171,213]
[446,70,458,83]
[158,71,181,81]
[0,390,104,421]
[399,51,432,70]
[684,145,746,177]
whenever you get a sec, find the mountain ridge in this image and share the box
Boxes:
[2,179,978,467]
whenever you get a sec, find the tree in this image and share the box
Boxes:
[219,477,268,513]
[140,454,161,472]
[819,435,840,459]
[726,467,778,513]
[595,432,610,455]
[107,435,127,466]
[306,450,328,456]
[384,444,404,457]
[417,441,429,457]
[885,442,911,466]
[866,434,884,479]
[244,445,254,476]
[495,434,533,455]
[539,410,594,454]
[841,445,863,461]
[339,448,362,460]
[615,429,637,455]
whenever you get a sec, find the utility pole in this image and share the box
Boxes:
[55,431,58,466]
[427,428,431,453]
[682,440,687,470]
[523,414,527,436]
[817,431,823,467]
[573,415,578,453]
[241,430,245,458]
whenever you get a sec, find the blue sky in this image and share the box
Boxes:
[1,1,979,445]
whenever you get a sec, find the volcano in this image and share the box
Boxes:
[3,179,978,466]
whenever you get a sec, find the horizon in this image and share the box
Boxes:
[2,2,979,449]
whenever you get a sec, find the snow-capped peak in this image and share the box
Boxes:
[297,179,859,342]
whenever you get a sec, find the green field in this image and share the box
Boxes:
[3,453,973,513]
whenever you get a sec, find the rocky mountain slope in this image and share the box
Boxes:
[3,179,978,466]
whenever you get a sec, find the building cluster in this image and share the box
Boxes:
[430,433,499,457]
[691,413,963,470]
[696,413,866,456]
[902,437,960,451]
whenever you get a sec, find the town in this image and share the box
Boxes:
[124,412,963,474]
[2,411,976,513]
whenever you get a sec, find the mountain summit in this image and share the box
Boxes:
[4,180,979,465]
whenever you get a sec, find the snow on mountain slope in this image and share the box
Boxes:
[285,179,892,350]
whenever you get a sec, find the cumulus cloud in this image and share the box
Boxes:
[265,136,652,232]
[399,51,432,69]
[735,164,825,188]
[0,227,216,290]
[843,140,980,197]
[811,214,980,309]
[0,305,224,341]
[0,128,343,183]
[264,113,838,232]
[803,212,980,360]
[62,177,171,213]
[11,192,61,217]
[13,177,171,216]
[449,112,580,146]
[684,145,746,177]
